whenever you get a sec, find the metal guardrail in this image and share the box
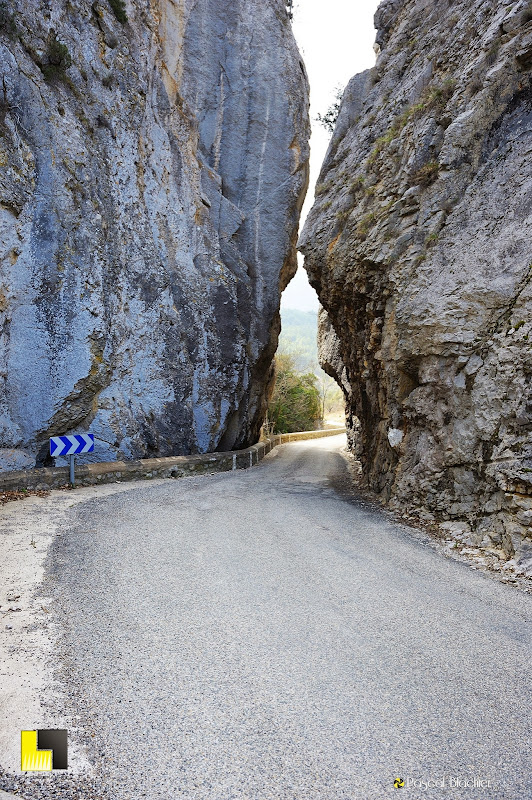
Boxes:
[0,428,346,495]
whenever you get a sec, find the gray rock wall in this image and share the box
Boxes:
[300,0,532,571]
[0,0,309,468]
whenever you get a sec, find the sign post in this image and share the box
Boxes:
[50,434,95,487]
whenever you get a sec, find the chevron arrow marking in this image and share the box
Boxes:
[50,434,95,457]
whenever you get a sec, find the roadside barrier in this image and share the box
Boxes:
[0,428,346,493]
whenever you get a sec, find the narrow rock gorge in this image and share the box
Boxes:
[300,0,532,570]
[0,0,309,468]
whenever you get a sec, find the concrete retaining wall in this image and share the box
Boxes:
[0,429,345,492]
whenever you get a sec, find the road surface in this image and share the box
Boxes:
[2,435,531,799]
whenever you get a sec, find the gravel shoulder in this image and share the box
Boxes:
[0,481,164,794]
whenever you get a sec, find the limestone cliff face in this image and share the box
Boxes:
[300,0,532,569]
[0,0,309,468]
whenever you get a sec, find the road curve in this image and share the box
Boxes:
[14,436,532,798]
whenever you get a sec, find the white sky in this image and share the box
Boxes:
[281,0,381,312]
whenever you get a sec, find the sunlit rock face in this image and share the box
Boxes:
[300,0,532,568]
[0,0,309,467]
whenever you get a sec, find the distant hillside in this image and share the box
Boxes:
[278,309,319,372]
[278,307,345,418]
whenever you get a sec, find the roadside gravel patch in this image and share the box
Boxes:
[0,480,169,797]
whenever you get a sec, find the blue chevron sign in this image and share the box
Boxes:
[50,434,94,458]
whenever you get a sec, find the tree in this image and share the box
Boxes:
[316,371,344,420]
[316,85,344,134]
[268,354,321,434]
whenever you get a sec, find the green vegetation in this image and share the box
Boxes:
[425,79,456,107]
[412,160,440,187]
[356,211,377,238]
[108,0,127,24]
[268,353,321,434]
[42,31,72,81]
[367,108,412,166]
[316,85,344,134]
[277,309,345,423]
[315,178,333,196]
[349,176,365,195]
[368,79,456,168]
[425,232,439,246]
[336,208,351,226]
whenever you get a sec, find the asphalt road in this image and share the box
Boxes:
[24,436,532,798]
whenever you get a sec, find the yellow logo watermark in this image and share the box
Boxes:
[21,730,68,771]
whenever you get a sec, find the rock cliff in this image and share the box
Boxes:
[0,0,309,468]
[300,0,532,571]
